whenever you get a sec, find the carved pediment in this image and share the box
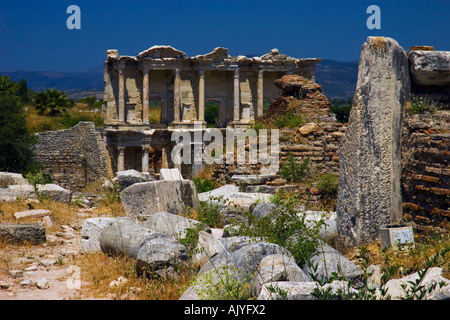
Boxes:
[137,45,186,60]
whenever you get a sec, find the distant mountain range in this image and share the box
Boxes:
[0,67,105,99]
[0,59,358,99]
[315,59,358,98]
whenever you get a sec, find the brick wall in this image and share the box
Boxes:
[210,121,347,183]
[32,122,108,191]
[401,110,450,224]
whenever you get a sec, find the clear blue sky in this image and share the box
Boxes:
[0,0,448,71]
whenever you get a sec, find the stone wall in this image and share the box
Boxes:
[401,110,450,224]
[32,122,109,191]
[210,121,347,184]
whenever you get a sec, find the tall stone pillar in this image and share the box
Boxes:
[142,66,150,124]
[336,37,411,246]
[257,70,264,117]
[198,70,205,122]
[141,146,149,173]
[118,63,126,123]
[117,146,125,172]
[233,68,240,122]
[173,68,181,123]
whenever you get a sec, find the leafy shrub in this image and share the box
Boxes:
[24,170,53,187]
[193,265,252,300]
[250,121,267,133]
[193,177,216,193]
[280,153,310,183]
[408,96,438,114]
[197,201,222,228]
[179,225,202,256]
[274,112,305,128]
[204,101,219,128]
[331,104,352,123]
[316,173,339,195]
[237,192,325,265]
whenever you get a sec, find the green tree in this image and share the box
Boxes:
[18,78,30,103]
[0,76,39,173]
[204,101,219,128]
[34,89,72,116]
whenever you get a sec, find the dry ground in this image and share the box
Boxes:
[0,199,195,300]
[1,194,448,300]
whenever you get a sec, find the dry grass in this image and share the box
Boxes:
[25,104,103,133]
[77,252,196,300]
[0,192,194,300]
[0,198,77,229]
[345,234,450,280]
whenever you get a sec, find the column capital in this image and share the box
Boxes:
[141,63,151,74]
[118,146,125,152]
[234,67,240,79]
[258,69,264,78]
[199,69,205,77]
[118,61,126,73]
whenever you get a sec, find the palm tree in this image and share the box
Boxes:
[34,89,72,116]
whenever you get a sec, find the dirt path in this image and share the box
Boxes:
[0,222,99,300]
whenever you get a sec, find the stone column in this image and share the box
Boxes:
[336,37,411,246]
[142,66,150,124]
[233,68,240,122]
[173,68,181,123]
[118,63,126,123]
[198,70,205,122]
[117,146,125,172]
[257,70,264,117]
[141,146,149,173]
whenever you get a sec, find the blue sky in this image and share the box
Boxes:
[0,0,448,71]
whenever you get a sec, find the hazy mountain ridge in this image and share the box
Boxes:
[315,59,358,98]
[0,60,358,99]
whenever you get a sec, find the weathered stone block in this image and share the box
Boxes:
[120,180,199,218]
[379,225,414,249]
[337,37,411,245]
[136,237,189,276]
[409,50,450,86]
[141,211,210,239]
[197,184,239,202]
[99,217,164,258]
[81,217,117,253]
[0,223,46,245]
[302,242,362,282]
[0,172,29,188]
[159,168,183,181]
[113,169,155,191]
[14,209,51,220]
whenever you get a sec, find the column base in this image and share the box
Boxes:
[168,121,206,129]
[227,120,254,129]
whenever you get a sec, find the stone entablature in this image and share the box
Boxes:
[103,46,321,130]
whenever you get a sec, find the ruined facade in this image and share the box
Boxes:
[103,45,321,176]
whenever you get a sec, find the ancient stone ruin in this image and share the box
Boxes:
[336,36,450,246]
[2,37,449,301]
[103,46,321,175]
[336,37,411,246]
